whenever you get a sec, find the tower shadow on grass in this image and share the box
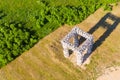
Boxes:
[83,13,120,63]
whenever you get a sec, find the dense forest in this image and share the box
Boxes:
[0,0,118,67]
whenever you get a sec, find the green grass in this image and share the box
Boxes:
[0,0,118,67]
[0,4,120,80]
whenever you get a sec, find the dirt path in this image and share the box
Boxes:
[97,66,120,80]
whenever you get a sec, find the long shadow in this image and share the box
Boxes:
[83,13,120,62]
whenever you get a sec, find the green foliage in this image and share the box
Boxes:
[0,22,38,65]
[0,0,118,68]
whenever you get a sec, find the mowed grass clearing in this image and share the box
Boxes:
[0,4,120,80]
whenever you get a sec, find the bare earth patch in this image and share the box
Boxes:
[97,66,120,80]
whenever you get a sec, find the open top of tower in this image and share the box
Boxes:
[61,26,94,66]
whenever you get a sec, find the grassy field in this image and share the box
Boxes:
[0,0,118,67]
[0,4,120,80]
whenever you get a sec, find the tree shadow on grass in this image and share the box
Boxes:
[83,13,120,63]
[0,10,6,19]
